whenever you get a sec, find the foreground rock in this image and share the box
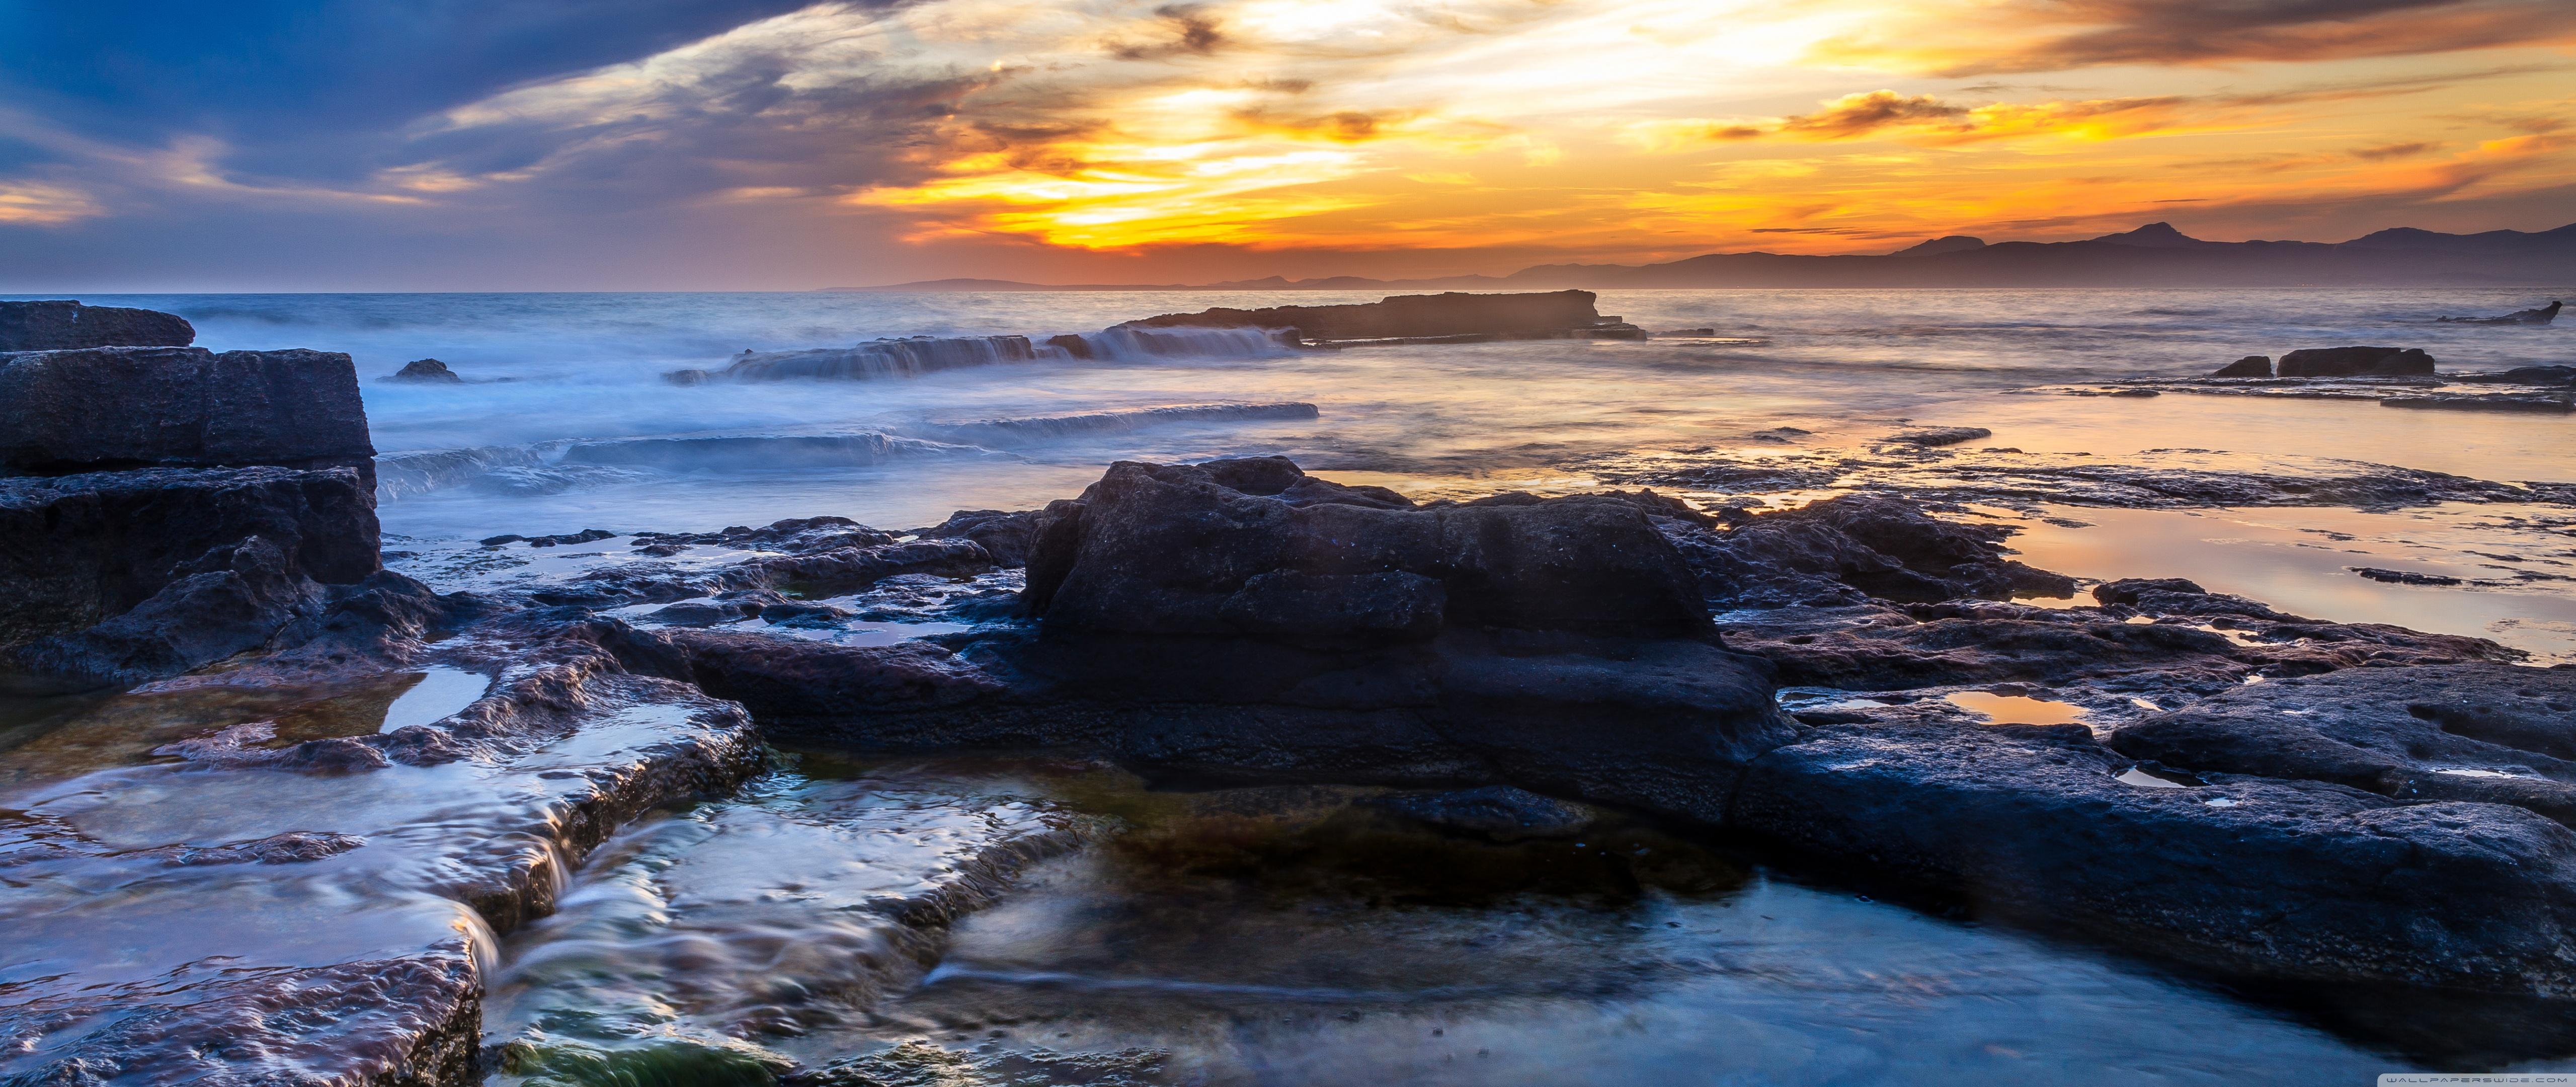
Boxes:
[0,300,194,350]
[1126,289,1640,343]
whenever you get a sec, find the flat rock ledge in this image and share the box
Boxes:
[0,645,763,1086]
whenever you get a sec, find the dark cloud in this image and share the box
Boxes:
[1109,5,1227,60]
[1916,0,2569,74]
[1780,92,1968,137]
[2353,141,2437,160]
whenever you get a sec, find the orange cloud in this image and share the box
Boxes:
[1630,91,2195,147]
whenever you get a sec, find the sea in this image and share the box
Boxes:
[48,286,2576,661]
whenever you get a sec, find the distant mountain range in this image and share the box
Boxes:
[834,221,2576,291]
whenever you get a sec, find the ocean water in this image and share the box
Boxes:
[43,286,2576,657]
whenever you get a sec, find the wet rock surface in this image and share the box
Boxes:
[0,643,766,1086]
[0,300,194,351]
[2109,664,2576,824]
[1733,716,2576,1000]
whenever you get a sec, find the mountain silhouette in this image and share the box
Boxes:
[842,221,2576,291]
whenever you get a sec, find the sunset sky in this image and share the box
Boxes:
[3,0,2571,289]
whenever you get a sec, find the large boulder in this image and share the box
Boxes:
[1026,456,1712,640]
[2277,345,2436,377]
[0,346,372,474]
[0,299,193,350]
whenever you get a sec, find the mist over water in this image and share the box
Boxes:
[53,287,2574,534]
[29,286,2576,659]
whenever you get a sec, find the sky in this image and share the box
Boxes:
[1,0,2570,290]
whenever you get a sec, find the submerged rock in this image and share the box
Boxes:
[0,299,194,350]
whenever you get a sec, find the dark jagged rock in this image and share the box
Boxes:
[1657,493,2074,608]
[1734,717,2576,1000]
[2276,346,2437,377]
[0,346,372,475]
[2108,664,2576,826]
[0,299,194,350]
[387,357,464,383]
[2212,354,2273,377]
[0,467,382,690]
[2440,299,2560,325]
[1125,290,1606,343]
[910,508,1043,566]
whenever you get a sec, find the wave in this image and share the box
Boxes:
[559,432,997,470]
[679,326,1297,383]
[904,402,1318,447]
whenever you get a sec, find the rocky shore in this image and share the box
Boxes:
[8,298,2576,1082]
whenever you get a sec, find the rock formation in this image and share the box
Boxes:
[0,308,403,691]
